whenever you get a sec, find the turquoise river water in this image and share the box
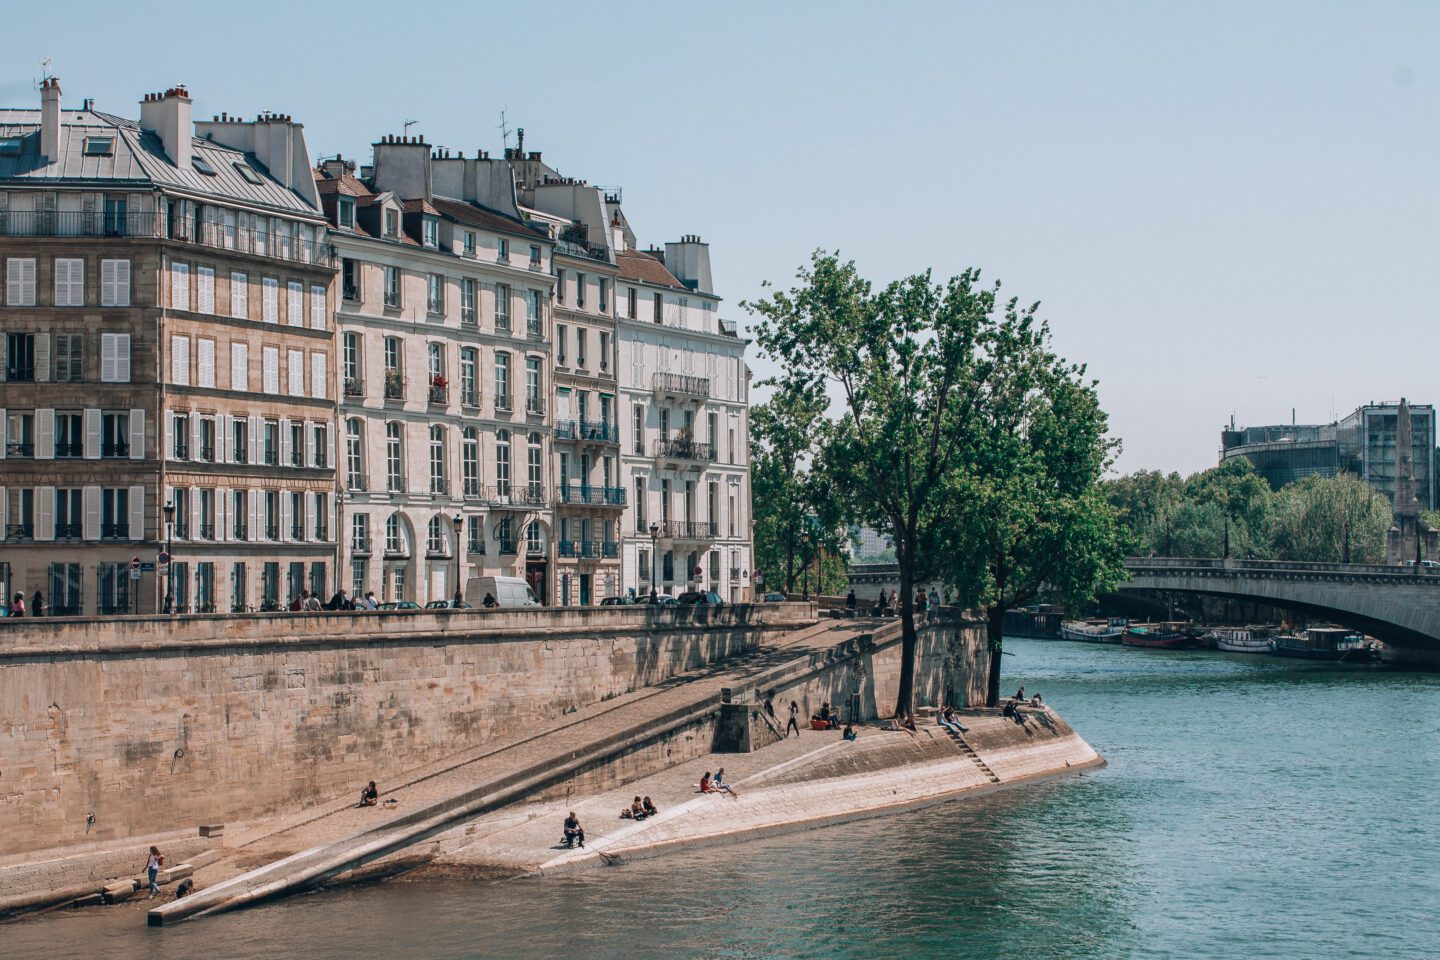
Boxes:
[3,638,1438,960]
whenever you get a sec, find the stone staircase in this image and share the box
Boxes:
[942,728,1001,784]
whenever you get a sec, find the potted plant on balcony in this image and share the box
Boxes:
[384,368,404,399]
[345,377,364,397]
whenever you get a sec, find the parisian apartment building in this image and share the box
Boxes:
[0,81,337,615]
[0,79,751,614]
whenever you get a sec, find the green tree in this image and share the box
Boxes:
[1178,460,1273,558]
[1271,473,1391,562]
[1104,469,1186,555]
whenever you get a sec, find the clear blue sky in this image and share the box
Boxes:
[7,1,1437,474]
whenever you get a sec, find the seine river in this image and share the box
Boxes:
[5,638,1438,960]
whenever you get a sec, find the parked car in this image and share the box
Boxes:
[599,596,636,605]
[1405,559,1440,569]
[678,591,725,605]
[376,600,422,611]
[424,599,471,609]
[637,594,680,606]
[763,592,788,602]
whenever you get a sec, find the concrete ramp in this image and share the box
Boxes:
[149,618,896,925]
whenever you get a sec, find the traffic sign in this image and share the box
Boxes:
[130,556,141,570]
[157,552,171,566]
[140,562,156,573]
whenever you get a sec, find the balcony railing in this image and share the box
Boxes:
[496,313,511,333]
[233,523,248,540]
[343,283,360,302]
[660,520,718,541]
[5,366,35,383]
[498,539,518,556]
[5,523,33,541]
[461,388,479,408]
[555,420,620,444]
[384,373,405,400]
[0,210,335,267]
[100,522,129,540]
[653,438,715,462]
[291,522,304,540]
[527,319,543,340]
[529,256,544,271]
[556,484,627,507]
[6,442,33,457]
[526,395,546,416]
[352,536,372,555]
[56,522,81,540]
[558,539,609,559]
[265,524,279,541]
[729,566,741,579]
[461,308,477,327]
[652,372,711,399]
[199,523,215,540]
[554,238,612,263]
[344,378,365,398]
[200,445,215,462]
[428,383,448,405]
[494,392,513,413]
[483,484,547,508]
[384,289,400,308]
[56,441,83,458]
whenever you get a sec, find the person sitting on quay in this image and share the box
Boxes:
[814,702,839,730]
[359,780,379,807]
[1029,693,1044,707]
[1014,685,1026,701]
[1002,700,1028,725]
[938,705,969,735]
[713,768,738,797]
[845,590,857,612]
[621,796,647,820]
[325,588,351,611]
[699,771,714,793]
[289,591,305,612]
[843,723,858,742]
[562,812,585,848]
[643,796,658,818]
[482,593,499,609]
[902,712,918,732]
[305,591,322,612]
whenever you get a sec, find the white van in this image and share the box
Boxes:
[465,575,541,608]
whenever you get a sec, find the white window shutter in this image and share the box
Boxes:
[113,334,131,383]
[129,409,144,460]
[65,259,83,305]
[35,408,54,459]
[248,489,260,542]
[262,277,278,323]
[279,417,291,465]
[190,487,201,541]
[0,408,6,460]
[217,414,230,464]
[325,424,335,470]
[310,284,326,330]
[128,485,144,541]
[287,281,303,326]
[280,491,292,542]
[248,415,260,463]
[305,492,315,539]
[311,352,326,399]
[34,332,50,382]
[262,348,279,394]
[190,413,200,462]
[198,339,215,388]
[114,259,130,306]
[230,341,248,391]
[37,487,55,541]
[231,272,248,319]
[288,349,304,398]
[0,487,6,531]
[164,411,175,461]
[84,408,101,459]
[171,335,190,385]
[53,259,69,306]
[304,421,315,466]
[101,259,115,306]
[100,334,116,382]
[216,486,229,542]
[198,266,215,314]
[172,262,189,310]
[83,486,100,541]
[5,258,22,305]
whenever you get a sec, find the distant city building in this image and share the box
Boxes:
[1221,401,1436,509]
[848,525,894,561]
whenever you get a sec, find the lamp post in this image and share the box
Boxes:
[649,521,659,599]
[163,501,175,615]
[453,514,465,606]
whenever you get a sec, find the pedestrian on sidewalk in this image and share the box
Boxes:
[10,593,24,617]
[31,590,44,617]
[144,846,164,898]
[786,700,801,737]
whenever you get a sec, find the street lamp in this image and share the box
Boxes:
[453,514,465,606]
[649,521,659,599]
[162,501,175,615]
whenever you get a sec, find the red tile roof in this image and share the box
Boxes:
[617,248,686,289]
[430,196,542,240]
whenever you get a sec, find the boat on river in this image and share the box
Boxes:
[1122,624,1195,649]
[1208,626,1273,653]
[1060,617,1127,643]
[1270,627,1379,662]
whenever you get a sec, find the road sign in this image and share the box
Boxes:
[130,568,142,581]
[157,552,171,566]
[130,556,141,570]
[140,562,156,573]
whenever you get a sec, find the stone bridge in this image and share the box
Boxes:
[1121,557,1440,665]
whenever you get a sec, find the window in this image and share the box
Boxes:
[627,286,637,319]
[234,161,264,185]
[262,562,280,607]
[84,136,114,156]
[633,404,644,454]
[197,266,215,314]
[343,333,361,395]
[638,548,650,584]
[661,478,671,523]
[527,432,543,498]
[264,491,279,540]
[102,411,130,457]
[463,231,476,256]
[172,487,191,538]
[310,284,327,330]
[263,419,279,465]
[526,357,542,414]
[232,490,248,540]
[577,328,587,368]
[311,352,327,399]
[598,278,608,313]
[427,516,446,555]
[54,258,83,306]
[495,352,511,408]
[198,338,216,388]
[497,238,509,262]
[262,276,279,323]
[170,335,190,385]
[556,269,566,304]
[468,518,483,554]
[55,488,81,538]
[352,513,371,553]
[346,419,365,490]
[5,411,32,457]
[338,198,355,229]
[101,259,130,306]
[199,417,216,462]
[6,258,36,306]
[97,563,129,614]
[54,332,82,382]
[557,324,567,364]
[635,477,647,532]
[195,562,215,610]
[386,514,406,555]
[291,491,305,540]
[576,273,587,309]
[384,266,400,307]
[55,412,82,457]
[430,425,446,494]
[385,209,399,238]
[230,341,248,391]
[427,274,443,314]
[659,408,670,441]
[654,291,663,323]
[599,331,610,370]
[729,489,737,537]
[495,283,511,330]
[663,551,674,583]
[231,562,248,613]
[287,349,305,397]
[496,430,511,496]
[5,333,34,381]
[463,428,479,497]
[100,487,130,539]
[171,262,190,310]
[461,278,476,325]
[529,244,541,266]
[453,349,475,408]
[230,271,248,319]
[313,423,328,469]
[342,259,359,301]
[232,417,249,463]
[386,422,404,492]
[709,480,719,536]
[526,289,541,330]
[289,421,304,467]
[423,217,438,248]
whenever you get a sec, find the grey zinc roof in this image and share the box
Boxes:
[0,108,319,216]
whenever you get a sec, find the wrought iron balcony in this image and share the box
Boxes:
[484,484,547,508]
[0,210,335,267]
[495,313,511,333]
[428,382,449,405]
[527,319,543,340]
[344,378,365,398]
[494,392,513,413]
[556,484,627,507]
[554,238,612,263]
[660,520,718,541]
[498,539,518,556]
[55,441,83,458]
[103,441,130,458]
[526,395,546,416]
[5,523,33,541]
[100,522,130,540]
[652,372,711,399]
[384,372,405,400]
[653,438,715,463]
[557,539,619,559]
[351,536,372,555]
[555,420,619,444]
[6,442,33,457]
[55,522,81,540]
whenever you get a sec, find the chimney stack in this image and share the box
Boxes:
[39,77,61,164]
[139,86,192,169]
[664,235,713,294]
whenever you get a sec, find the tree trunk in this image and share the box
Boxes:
[985,605,1005,707]
[785,540,795,594]
[894,557,917,717]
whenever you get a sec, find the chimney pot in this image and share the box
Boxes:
[39,77,61,163]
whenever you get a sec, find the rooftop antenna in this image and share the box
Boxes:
[497,108,512,150]
[39,57,52,81]
[402,119,418,138]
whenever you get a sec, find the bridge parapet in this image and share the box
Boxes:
[1125,557,1440,587]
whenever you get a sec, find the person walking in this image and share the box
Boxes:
[144,846,164,898]
[31,590,44,617]
[10,593,25,617]
[786,700,801,738]
[928,588,941,621]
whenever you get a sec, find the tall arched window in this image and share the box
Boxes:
[385,422,403,492]
[429,425,446,494]
[462,427,479,497]
[385,514,407,555]
[527,431,543,500]
[345,418,365,491]
[496,429,511,497]
[427,515,446,555]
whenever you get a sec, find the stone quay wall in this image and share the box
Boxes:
[0,604,817,857]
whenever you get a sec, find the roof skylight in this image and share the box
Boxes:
[192,156,217,176]
[233,161,264,185]
[83,136,114,156]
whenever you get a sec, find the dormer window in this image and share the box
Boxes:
[83,136,114,157]
[0,137,22,156]
[498,238,509,262]
[233,161,264,185]
[337,198,355,229]
[191,156,217,176]
[422,217,438,248]
[385,209,399,238]
[463,231,475,256]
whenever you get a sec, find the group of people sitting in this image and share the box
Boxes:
[937,705,970,734]
[619,796,659,820]
[811,702,841,730]
[1001,686,1044,724]
[698,769,738,797]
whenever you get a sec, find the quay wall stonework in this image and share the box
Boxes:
[0,605,816,857]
